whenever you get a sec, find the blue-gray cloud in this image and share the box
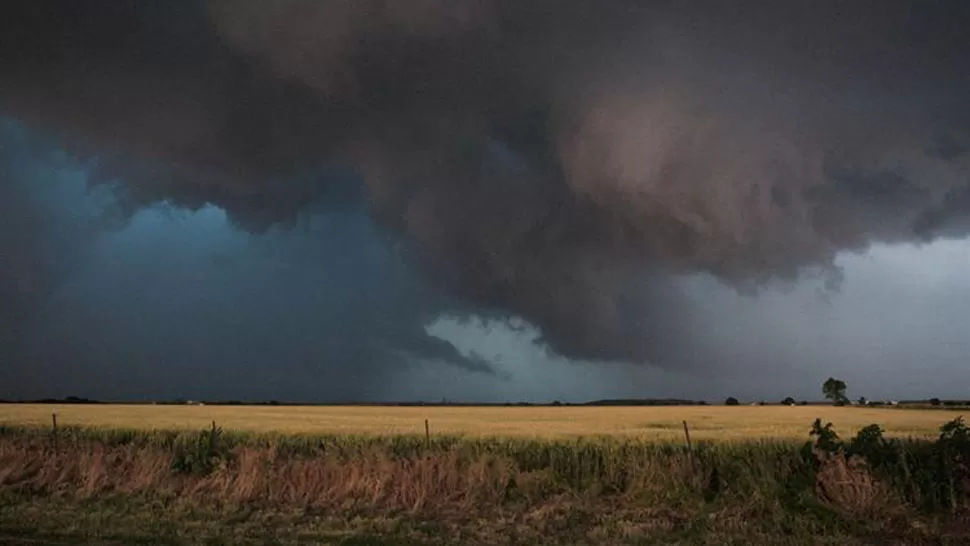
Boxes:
[1,122,498,401]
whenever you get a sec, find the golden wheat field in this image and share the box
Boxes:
[0,403,960,441]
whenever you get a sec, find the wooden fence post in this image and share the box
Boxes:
[683,420,696,474]
[51,412,59,453]
[425,419,431,448]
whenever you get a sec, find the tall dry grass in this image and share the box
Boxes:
[0,431,711,518]
[2,420,969,544]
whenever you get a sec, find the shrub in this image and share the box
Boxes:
[809,418,841,453]
[725,397,740,406]
[171,422,231,476]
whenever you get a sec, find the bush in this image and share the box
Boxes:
[809,418,841,453]
[807,416,970,513]
[724,397,740,406]
[171,422,231,476]
[781,397,796,405]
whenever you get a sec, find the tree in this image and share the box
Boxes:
[858,396,867,406]
[725,397,740,406]
[781,397,796,406]
[930,398,942,407]
[822,377,848,405]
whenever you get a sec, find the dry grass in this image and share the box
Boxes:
[813,448,901,517]
[0,404,952,441]
[2,422,967,545]
[0,438,518,516]
[0,432,877,545]
[0,433,734,544]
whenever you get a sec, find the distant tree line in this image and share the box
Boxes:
[5,389,969,408]
[584,398,706,407]
[0,396,102,405]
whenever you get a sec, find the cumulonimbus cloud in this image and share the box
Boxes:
[1,0,968,368]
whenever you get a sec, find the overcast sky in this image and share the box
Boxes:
[1,1,968,402]
[3,133,967,402]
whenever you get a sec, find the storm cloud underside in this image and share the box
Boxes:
[1,1,969,389]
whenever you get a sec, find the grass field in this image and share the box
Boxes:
[3,404,970,545]
[0,403,957,441]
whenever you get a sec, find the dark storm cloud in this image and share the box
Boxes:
[0,121,501,397]
[0,123,120,381]
[0,140,39,373]
[7,201,498,401]
[1,1,969,369]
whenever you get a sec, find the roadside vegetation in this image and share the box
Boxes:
[2,416,970,545]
